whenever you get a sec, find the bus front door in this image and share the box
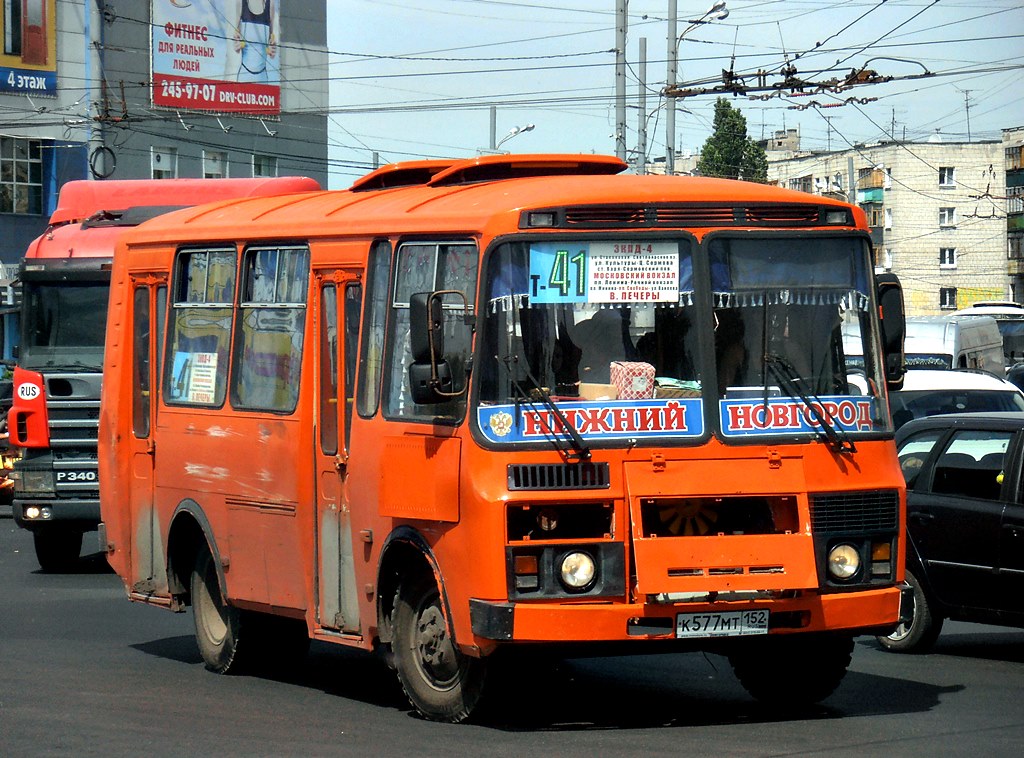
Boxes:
[127,277,168,593]
[313,274,362,633]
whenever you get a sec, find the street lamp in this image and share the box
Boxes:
[665,1,729,174]
[496,124,536,151]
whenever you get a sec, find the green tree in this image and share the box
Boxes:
[696,98,768,182]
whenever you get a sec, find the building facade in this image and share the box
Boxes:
[766,134,1008,316]
[0,0,328,265]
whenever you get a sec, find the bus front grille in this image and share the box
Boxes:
[507,462,610,491]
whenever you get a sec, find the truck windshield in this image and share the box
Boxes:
[476,235,890,447]
[20,282,109,370]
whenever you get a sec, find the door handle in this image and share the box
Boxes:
[909,512,935,524]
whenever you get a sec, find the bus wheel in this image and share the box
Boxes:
[191,544,245,674]
[392,574,486,722]
[728,633,854,706]
[876,569,943,653]
[33,529,83,573]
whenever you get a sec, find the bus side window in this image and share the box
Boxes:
[165,248,236,407]
[132,287,150,438]
[357,240,391,418]
[343,283,362,445]
[319,284,339,455]
[231,245,310,413]
[383,242,477,422]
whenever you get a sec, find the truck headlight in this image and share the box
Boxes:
[827,543,861,580]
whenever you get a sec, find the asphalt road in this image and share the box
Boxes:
[2,518,1023,758]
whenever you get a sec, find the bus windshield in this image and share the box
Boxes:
[20,281,109,370]
[476,235,889,447]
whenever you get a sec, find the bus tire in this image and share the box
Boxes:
[728,632,854,706]
[33,529,83,572]
[392,574,486,723]
[191,544,246,674]
[876,569,943,653]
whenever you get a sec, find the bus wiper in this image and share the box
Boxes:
[764,352,856,454]
[497,355,591,462]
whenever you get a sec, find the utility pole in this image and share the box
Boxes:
[86,0,107,179]
[665,0,677,175]
[615,0,627,162]
[963,90,973,141]
[638,37,647,174]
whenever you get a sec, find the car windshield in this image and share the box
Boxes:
[891,389,1024,430]
[476,235,890,448]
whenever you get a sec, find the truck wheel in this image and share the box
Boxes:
[33,529,83,573]
[191,544,247,674]
[392,574,486,722]
[876,569,943,653]
[728,633,854,706]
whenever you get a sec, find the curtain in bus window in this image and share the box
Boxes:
[165,248,236,407]
[231,246,309,413]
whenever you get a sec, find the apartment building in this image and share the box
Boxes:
[766,133,1008,315]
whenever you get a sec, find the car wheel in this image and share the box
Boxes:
[33,529,83,573]
[877,568,944,653]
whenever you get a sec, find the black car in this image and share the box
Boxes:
[879,412,1024,652]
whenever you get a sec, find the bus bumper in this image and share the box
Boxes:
[469,586,902,642]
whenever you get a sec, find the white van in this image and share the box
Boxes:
[953,302,1024,364]
[903,315,1005,373]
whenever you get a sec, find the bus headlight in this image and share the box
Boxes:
[559,551,596,590]
[827,543,861,580]
[14,470,54,494]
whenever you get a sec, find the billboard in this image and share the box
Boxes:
[1,0,58,96]
[151,0,280,115]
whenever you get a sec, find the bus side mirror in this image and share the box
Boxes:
[409,291,455,405]
[876,273,906,391]
[410,292,444,364]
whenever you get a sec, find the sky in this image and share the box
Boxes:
[323,0,1024,188]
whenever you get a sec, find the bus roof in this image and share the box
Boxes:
[119,154,866,247]
[48,176,322,225]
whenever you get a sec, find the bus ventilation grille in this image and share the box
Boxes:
[809,490,899,533]
[507,462,610,491]
[559,203,843,228]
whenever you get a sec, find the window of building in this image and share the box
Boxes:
[939,167,956,187]
[939,207,957,227]
[1007,145,1023,172]
[884,207,892,229]
[940,287,957,310]
[4,0,22,56]
[165,248,236,407]
[940,247,957,269]
[0,135,43,214]
[203,150,227,179]
[1010,232,1024,261]
[231,246,309,413]
[881,248,893,270]
[884,167,892,190]
[867,206,883,227]
[253,154,277,177]
[152,147,178,179]
[1008,185,1024,216]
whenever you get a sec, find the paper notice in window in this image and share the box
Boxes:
[187,352,218,404]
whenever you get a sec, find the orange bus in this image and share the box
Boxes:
[98,154,907,722]
[9,177,320,572]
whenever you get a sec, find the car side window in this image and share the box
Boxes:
[931,430,1013,501]
[897,429,943,488]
